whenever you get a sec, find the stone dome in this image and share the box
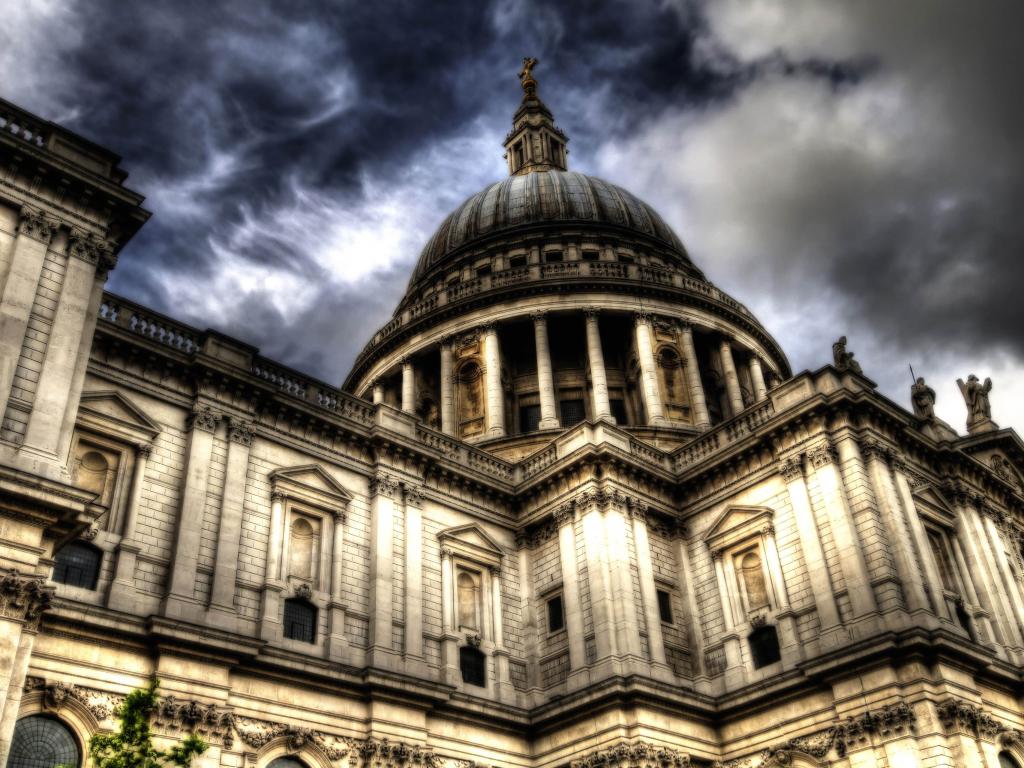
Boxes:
[410,170,692,286]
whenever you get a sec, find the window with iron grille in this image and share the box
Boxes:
[52,541,102,590]
[8,715,80,768]
[559,399,585,427]
[459,645,486,687]
[284,599,317,643]
[519,404,541,433]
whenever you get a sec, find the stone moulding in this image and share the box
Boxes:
[155,695,236,748]
[23,676,123,722]
[937,697,1007,743]
[570,742,691,768]
[0,569,55,630]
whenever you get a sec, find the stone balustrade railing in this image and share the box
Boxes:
[673,400,775,472]
[0,104,48,148]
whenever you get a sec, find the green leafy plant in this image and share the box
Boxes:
[88,680,207,768]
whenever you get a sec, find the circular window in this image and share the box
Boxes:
[7,715,80,768]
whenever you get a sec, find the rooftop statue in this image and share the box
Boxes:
[519,57,538,96]
[911,377,936,420]
[957,374,998,434]
[832,336,863,376]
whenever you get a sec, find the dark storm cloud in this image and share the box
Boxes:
[3,1,1023,426]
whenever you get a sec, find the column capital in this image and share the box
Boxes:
[0,569,55,631]
[440,546,455,560]
[370,473,400,499]
[228,419,256,446]
[332,509,347,524]
[719,333,736,346]
[479,322,498,335]
[271,490,287,503]
[530,310,547,324]
[18,206,58,244]
[439,335,455,349]
[583,307,601,320]
[859,438,891,464]
[400,357,413,368]
[779,457,805,482]
[402,483,423,508]
[68,228,114,268]
[634,310,653,325]
[188,405,220,433]
[554,503,576,527]
[136,444,153,459]
[808,441,838,468]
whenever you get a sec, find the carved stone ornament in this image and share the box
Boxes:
[81,524,99,541]
[294,582,313,600]
[18,206,58,243]
[24,677,123,722]
[466,632,482,648]
[228,420,255,446]
[154,695,236,747]
[553,503,576,527]
[778,458,804,483]
[0,570,55,629]
[68,228,114,268]
[403,484,423,509]
[370,473,399,499]
[937,698,1003,742]
[188,405,220,433]
[234,717,353,759]
[808,442,837,468]
[571,742,691,768]
[859,439,890,464]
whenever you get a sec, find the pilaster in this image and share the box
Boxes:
[367,472,401,670]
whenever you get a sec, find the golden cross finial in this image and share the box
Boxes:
[519,57,538,97]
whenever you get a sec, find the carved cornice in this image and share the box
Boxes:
[571,742,691,768]
[23,677,123,721]
[155,695,235,748]
[228,420,256,446]
[188,405,220,433]
[0,570,54,630]
[235,717,352,759]
[370,473,399,499]
[18,206,58,243]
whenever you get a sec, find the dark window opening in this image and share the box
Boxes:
[283,598,317,643]
[1000,751,1023,768]
[617,254,634,264]
[476,264,492,277]
[268,758,309,768]
[544,251,563,263]
[955,601,976,641]
[513,141,525,167]
[52,541,102,590]
[459,645,486,687]
[559,399,585,427]
[549,137,562,160]
[609,399,628,425]
[509,255,527,269]
[547,594,565,632]
[519,404,541,434]
[581,250,599,262]
[657,589,674,624]
[749,625,781,669]
[8,715,80,768]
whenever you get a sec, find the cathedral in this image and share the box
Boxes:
[2,61,1024,768]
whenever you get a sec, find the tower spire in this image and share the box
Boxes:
[503,57,568,175]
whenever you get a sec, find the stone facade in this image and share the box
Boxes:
[2,76,1024,768]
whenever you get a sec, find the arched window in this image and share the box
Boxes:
[268,758,308,768]
[457,571,481,630]
[288,517,318,582]
[283,599,317,643]
[749,624,781,669]
[740,551,770,611]
[52,541,102,590]
[1000,752,1022,768]
[8,715,80,768]
[459,645,486,687]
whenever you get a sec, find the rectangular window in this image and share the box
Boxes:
[559,399,585,427]
[283,599,317,643]
[509,255,527,268]
[476,264,492,277]
[545,250,563,263]
[610,399,628,425]
[459,646,486,687]
[514,141,525,167]
[519,404,542,433]
[657,589,674,624]
[617,253,634,264]
[581,250,599,261]
[547,594,565,633]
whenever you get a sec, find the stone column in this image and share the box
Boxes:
[749,355,768,401]
[372,380,384,405]
[780,456,843,640]
[0,207,57,421]
[108,444,151,612]
[719,336,744,416]
[164,405,220,621]
[403,485,424,666]
[809,440,878,622]
[634,313,666,426]
[368,473,400,670]
[580,495,616,668]
[532,312,559,429]
[861,443,930,617]
[978,501,1024,649]
[327,508,348,660]
[555,506,586,673]
[712,552,744,686]
[482,324,505,437]
[891,470,952,623]
[584,309,612,423]
[440,341,455,435]
[678,323,710,428]
[490,564,513,700]
[440,547,459,684]
[259,492,286,641]
[629,504,668,668]
[0,573,54,766]
[604,494,641,659]
[208,420,255,629]
[23,232,109,458]
[401,359,415,414]
[949,533,995,643]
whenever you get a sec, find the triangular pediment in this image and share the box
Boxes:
[704,505,773,546]
[77,390,161,442]
[912,485,957,525]
[270,464,352,509]
[438,523,505,565]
